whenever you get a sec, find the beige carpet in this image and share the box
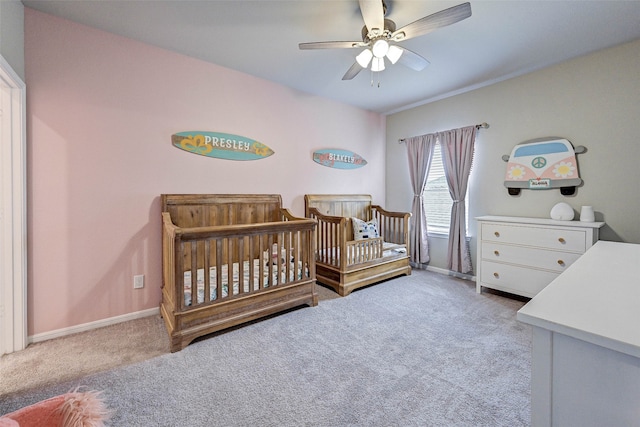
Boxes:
[0,283,339,397]
[1,270,531,426]
[0,315,169,396]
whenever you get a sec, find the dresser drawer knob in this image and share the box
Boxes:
[493,272,500,279]
[558,237,566,244]
[494,231,500,237]
[557,260,565,266]
[493,250,500,256]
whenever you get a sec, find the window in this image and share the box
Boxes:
[423,143,468,235]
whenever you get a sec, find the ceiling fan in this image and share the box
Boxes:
[299,0,472,81]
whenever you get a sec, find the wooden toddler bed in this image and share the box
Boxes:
[161,194,317,352]
[304,194,411,296]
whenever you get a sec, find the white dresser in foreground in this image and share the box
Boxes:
[517,241,640,427]
[476,216,604,298]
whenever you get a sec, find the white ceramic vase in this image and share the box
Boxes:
[580,205,595,222]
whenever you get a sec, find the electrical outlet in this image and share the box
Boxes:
[133,275,144,289]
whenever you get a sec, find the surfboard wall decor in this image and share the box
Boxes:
[312,149,367,169]
[171,131,274,161]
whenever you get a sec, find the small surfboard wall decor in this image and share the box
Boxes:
[171,131,274,161]
[312,148,367,169]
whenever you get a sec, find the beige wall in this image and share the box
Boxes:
[386,39,640,273]
[25,9,385,336]
[0,0,24,79]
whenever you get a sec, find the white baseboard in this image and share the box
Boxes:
[29,307,159,344]
[27,267,473,344]
[422,265,476,282]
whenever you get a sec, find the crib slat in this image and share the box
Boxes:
[190,242,198,305]
[226,238,233,296]
[258,234,269,290]
[329,222,334,265]
[204,239,211,303]
[274,235,280,285]
[216,239,223,301]
[320,218,326,264]
[238,237,245,294]
[267,234,274,287]
[248,235,255,292]
[284,232,291,283]
[292,231,299,280]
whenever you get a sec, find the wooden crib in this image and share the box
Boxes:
[161,194,317,352]
[304,194,411,296]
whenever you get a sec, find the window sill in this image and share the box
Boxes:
[428,232,472,241]
[427,231,449,239]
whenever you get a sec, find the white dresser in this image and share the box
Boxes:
[517,241,640,426]
[475,215,604,298]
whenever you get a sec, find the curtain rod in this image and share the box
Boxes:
[398,122,489,143]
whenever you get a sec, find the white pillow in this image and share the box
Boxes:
[351,217,379,240]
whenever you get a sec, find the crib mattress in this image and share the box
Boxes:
[183,259,303,306]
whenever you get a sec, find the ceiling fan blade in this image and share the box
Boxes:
[299,41,365,50]
[397,47,430,71]
[342,62,364,80]
[391,2,472,42]
[359,0,384,35]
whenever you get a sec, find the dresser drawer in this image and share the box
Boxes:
[481,242,582,273]
[481,223,586,252]
[480,261,560,298]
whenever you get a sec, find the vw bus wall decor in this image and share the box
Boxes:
[171,131,274,161]
[502,137,585,196]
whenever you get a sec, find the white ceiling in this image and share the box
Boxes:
[21,0,640,115]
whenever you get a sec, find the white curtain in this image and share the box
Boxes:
[439,126,477,274]
[405,135,437,264]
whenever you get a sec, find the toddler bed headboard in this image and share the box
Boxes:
[304,194,372,219]
[304,194,373,240]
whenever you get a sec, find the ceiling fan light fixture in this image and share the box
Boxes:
[386,45,403,64]
[371,56,385,72]
[356,49,373,68]
[371,39,389,58]
[299,1,472,81]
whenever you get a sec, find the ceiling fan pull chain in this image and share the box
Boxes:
[369,68,383,88]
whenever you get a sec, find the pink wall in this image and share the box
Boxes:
[24,9,386,336]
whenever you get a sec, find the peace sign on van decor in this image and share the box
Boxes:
[502,137,586,196]
[171,131,274,160]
